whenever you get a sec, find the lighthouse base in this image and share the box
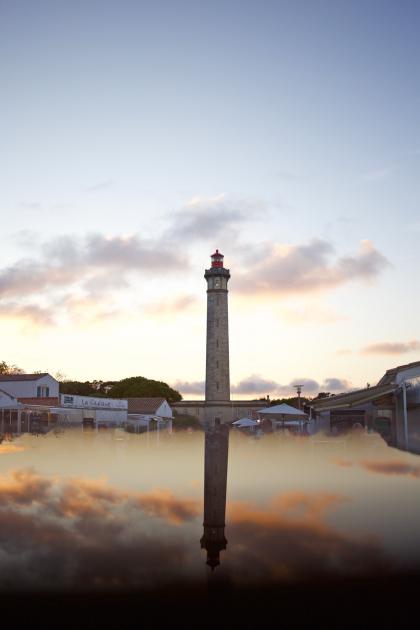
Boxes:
[172,400,267,426]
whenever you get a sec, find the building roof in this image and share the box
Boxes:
[0,373,50,382]
[0,388,17,400]
[309,383,398,411]
[127,397,167,414]
[377,360,420,386]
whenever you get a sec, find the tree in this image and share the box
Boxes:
[59,381,98,396]
[0,361,24,375]
[268,396,310,407]
[311,392,331,401]
[107,376,182,402]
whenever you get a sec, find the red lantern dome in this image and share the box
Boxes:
[211,249,224,268]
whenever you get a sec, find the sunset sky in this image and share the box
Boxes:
[1,1,419,399]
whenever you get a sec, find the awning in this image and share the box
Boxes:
[258,403,307,418]
[233,417,259,427]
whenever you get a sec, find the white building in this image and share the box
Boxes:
[56,394,128,426]
[0,373,59,400]
[126,398,173,431]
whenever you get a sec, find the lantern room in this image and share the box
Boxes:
[211,249,224,268]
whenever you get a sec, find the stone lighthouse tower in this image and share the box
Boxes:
[204,250,230,414]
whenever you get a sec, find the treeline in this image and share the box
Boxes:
[261,393,331,407]
[59,375,182,402]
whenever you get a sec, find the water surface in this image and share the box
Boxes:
[1,426,420,592]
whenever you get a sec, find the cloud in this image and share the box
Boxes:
[172,380,205,395]
[145,294,198,316]
[322,377,352,391]
[0,468,53,505]
[0,469,395,590]
[280,303,346,325]
[230,375,353,397]
[334,458,354,468]
[0,302,54,326]
[234,239,389,296]
[362,340,420,355]
[0,233,189,326]
[84,179,113,193]
[231,375,284,395]
[0,444,27,454]
[360,460,420,479]
[135,488,200,524]
[56,477,125,518]
[0,234,187,301]
[227,491,389,581]
[165,193,263,242]
[19,201,41,209]
[0,469,202,590]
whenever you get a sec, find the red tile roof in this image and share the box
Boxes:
[18,397,60,406]
[127,397,166,414]
[0,373,50,382]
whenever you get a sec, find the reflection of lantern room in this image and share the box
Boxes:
[200,526,227,570]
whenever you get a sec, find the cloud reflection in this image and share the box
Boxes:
[227,491,389,581]
[360,460,420,479]
[0,468,200,590]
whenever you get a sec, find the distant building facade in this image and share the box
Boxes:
[308,360,420,454]
[0,373,59,400]
[127,397,173,431]
[58,393,128,426]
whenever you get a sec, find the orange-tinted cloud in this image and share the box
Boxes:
[226,491,388,581]
[56,477,125,518]
[362,340,420,355]
[144,294,198,316]
[334,458,354,468]
[0,302,53,326]
[0,468,52,504]
[0,468,200,525]
[0,444,27,454]
[0,232,189,327]
[135,488,200,524]
[234,239,388,296]
[360,459,420,478]
[0,469,200,589]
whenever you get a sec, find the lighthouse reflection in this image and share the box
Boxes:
[200,422,229,569]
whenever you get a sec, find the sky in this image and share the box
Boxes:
[0,0,419,399]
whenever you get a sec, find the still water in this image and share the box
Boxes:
[0,425,420,592]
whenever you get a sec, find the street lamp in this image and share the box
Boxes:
[293,384,304,410]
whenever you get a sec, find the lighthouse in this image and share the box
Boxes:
[204,250,231,412]
[171,250,267,424]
